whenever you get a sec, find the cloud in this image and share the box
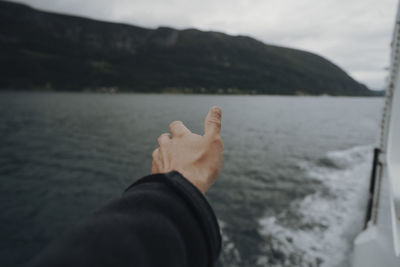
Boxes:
[10,0,398,89]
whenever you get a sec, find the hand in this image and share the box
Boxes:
[151,106,223,194]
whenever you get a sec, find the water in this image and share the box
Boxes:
[0,93,382,267]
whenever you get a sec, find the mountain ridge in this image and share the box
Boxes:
[0,0,376,96]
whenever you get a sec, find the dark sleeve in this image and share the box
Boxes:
[27,171,221,267]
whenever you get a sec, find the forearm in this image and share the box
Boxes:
[28,172,221,267]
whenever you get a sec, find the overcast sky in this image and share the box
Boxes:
[10,0,399,90]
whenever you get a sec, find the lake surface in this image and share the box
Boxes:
[0,93,383,267]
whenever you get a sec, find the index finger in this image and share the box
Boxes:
[203,106,222,137]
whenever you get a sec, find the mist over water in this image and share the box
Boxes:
[0,93,382,267]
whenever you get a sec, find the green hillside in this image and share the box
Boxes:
[0,1,374,95]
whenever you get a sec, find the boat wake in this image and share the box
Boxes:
[218,220,242,267]
[258,146,373,267]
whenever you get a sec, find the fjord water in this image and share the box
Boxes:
[0,93,382,267]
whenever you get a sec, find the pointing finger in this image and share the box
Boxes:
[169,121,191,137]
[204,106,222,136]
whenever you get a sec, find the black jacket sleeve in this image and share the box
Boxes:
[27,171,221,267]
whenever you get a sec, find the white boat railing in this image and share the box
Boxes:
[381,0,400,255]
[352,2,400,266]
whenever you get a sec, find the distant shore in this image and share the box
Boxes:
[0,88,385,97]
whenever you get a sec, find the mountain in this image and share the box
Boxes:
[0,1,375,95]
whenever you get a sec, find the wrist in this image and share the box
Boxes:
[177,169,210,194]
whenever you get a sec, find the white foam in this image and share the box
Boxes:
[218,220,242,267]
[259,146,373,267]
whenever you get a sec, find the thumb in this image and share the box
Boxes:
[204,106,222,136]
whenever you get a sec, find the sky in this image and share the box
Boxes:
[10,0,399,90]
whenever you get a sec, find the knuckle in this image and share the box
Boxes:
[157,133,170,144]
[162,133,171,138]
[210,136,223,148]
[170,120,188,136]
[152,149,159,158]
[169,120,182,128]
